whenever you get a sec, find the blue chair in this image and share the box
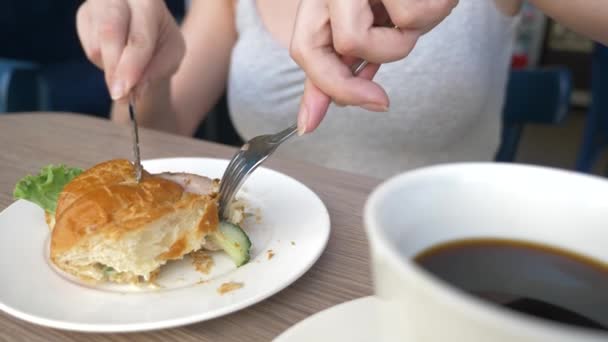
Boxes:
[495,67,572,162]
[0,58,111,115]
[0,58,46,112]
[575,43,608,173]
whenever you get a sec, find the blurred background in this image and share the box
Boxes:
[1,1,607,175]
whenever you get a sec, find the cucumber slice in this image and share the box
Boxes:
[210,221,252,266]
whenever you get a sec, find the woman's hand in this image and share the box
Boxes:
[290,0,458,134]
[76,0,185,101]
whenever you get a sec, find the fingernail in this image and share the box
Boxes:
[361,103,389,112]
[110,80,125,100]
[297,106,309,136]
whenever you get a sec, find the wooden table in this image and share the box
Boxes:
[0,113,380,341]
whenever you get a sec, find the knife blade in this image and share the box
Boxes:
[128,94,143,182]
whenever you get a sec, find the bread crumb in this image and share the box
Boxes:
[149,268,161,282]
[291,241,296,246]
[196,279,209,285]
[144,282,163,290]
[227,200,246,225]
[217,281,243,295]
[267,250,275,260]
[191,250,214,274]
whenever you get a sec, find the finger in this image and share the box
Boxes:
[329,0,420,63]
[299,61,382,134]
[112,0,161,100]
[289,0,330,67]
[341,56,382,79]
[137,13,185,91]
[382,0,458,30]
[76,2,102,69]
[291,0,388,134]
[298,79,331,135]
[419,16,448,34]
[91,0,130,98]
[307,49,388,107]
[291,0,388,108]
[330,57,381,106]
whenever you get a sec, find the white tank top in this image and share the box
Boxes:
[228,0,517,179]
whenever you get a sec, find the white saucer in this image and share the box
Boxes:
[274,296,380,342]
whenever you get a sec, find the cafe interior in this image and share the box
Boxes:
[1,1,608,341]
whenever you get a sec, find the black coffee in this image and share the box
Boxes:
[414,239,608,331]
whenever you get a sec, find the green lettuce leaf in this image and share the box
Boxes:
[13,165,83,214]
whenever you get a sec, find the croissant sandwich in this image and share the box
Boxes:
[14,159,251,284]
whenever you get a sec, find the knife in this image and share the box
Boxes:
[128,93,143,182]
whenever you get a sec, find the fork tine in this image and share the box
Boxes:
[221,159,249,199]
[219,154,245,193]
[218,157,250,215]
[222,155,268,204]
[221,151,244,179]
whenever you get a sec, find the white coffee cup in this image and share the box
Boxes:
[364,163,608,341]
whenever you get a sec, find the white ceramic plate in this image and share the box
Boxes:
[274,296,380,342]
[0,158,330,332]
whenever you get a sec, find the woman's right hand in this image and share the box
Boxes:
[76,0,185,101]
[290,0,458,134]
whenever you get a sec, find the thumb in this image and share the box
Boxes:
[297,61,382,135]
[297,79,331,135]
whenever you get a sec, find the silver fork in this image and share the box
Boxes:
[217,59,370,219]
